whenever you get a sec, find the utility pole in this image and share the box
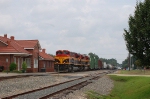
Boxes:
[128,53,130,71]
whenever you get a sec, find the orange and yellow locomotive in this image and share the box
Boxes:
[54,50,90,72]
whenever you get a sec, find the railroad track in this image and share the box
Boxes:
[2,70,116,99]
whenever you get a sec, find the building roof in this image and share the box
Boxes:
[16,40,41,49]
[0,34,36,54]
[39,49,54,61]
[0,40,30,54]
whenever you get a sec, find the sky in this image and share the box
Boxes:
[0,0,138,64]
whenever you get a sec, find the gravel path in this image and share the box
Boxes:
[61,75,114,99]
[0,75,71,98]
[0,70,114,99]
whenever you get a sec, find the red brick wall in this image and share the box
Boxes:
[39,60,55,72]
[0,54,15,70]
[25,44,39,73]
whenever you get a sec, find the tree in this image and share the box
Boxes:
[123,0,150,67]
[22,61,27,73]
[135,59,142,69]
[122,58,128,69]
[9,62,17,71]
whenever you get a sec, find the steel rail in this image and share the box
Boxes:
[2,70,116,99]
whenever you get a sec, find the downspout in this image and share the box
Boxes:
[38,43,40,72]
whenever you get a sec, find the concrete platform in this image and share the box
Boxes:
[0,72,57,77]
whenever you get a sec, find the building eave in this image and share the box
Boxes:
[0,53,32,55]
[0,40,8,45]
[24,48,34,49]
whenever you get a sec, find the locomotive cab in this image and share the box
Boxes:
[54,50,73,72]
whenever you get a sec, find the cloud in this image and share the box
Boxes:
[0,0,137,63]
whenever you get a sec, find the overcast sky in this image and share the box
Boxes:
[0,0,138,64]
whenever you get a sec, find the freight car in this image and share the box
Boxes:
[88,53,100,70]
[54,50,90,72]
[98,60,103,69]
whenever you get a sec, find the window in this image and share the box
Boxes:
[34,59,38,68]
[25,58,31,68]
[43,62,46,68]
[56,51,62,55]
[21,58,23,67]
[63,51,69,55]
[14,57,16,64]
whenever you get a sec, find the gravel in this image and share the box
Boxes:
[0,75,71,98]
[61,75,114,99]
[14,76,92,99]
[0,70,114,99]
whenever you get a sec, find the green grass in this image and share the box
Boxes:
[118,70,150,75]
[86,75,150,99]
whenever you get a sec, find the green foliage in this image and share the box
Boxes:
[3,70,22,73]
[122,58,128,69]
[135,59,142,67]
[22,61,27,73]
[106,75,150,99]
[86,91,104,99]
[11,70,22,73]
[2,70,10,73]
[123,0,150,66]
[9,62,17,71]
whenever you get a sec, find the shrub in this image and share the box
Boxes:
[22,61,27,73]
[9,62,17,71]
[12,70,22,73]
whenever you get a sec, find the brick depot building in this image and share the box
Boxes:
[0,34,54,72]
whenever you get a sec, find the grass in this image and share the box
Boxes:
[106,75,150,99]
[86,72,150,99]
[117,70,150,75]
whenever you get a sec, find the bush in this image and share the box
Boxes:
[12,70,22,73]
[9,62,17,71]
[2,70,10,73]
[22,61,27,73]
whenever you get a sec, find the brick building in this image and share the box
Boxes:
[39,49,55,72]
[0,34,54,72]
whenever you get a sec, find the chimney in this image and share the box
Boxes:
[7,40,11,46]
[42,49,46,53]
[4,34,7,38]
[10,36,14,40]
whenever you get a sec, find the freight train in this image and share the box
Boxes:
[54,50,106,72]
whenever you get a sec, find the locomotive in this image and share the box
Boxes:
[54,50,90,72]
[54,50,115,72]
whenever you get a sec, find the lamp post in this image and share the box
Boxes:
[129,51,136,71]
[128,53,130,71]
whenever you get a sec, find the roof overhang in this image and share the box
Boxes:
[0,53,32,55]
[39,56,54,61]
[24,48,34,49]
